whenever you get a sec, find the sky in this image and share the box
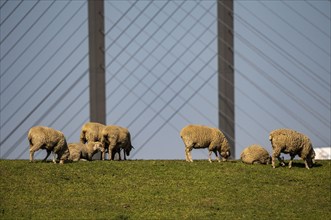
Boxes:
[0,0,330,161]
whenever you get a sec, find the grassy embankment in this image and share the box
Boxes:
[0,159,330,219]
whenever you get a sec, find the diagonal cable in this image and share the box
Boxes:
[0,0,9,10]
[218,1,330,128]
[130,35,217,139]
[14,69,89,159]
[0,0,40,46]
[0,0,56,63]
[104,3,221,134]
[131,70,217,158]
[259,0,330,57]
[105,0,188,116]
[108,1,214,126]
[282,1,330,39]
[1,1,85,96]
[0,0,23,26]
[1,33,88,129]
[236,1,330,88]
[304,0,331,20]
[0,50,88,149]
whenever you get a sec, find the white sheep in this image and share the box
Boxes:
[80,122,106,159]
[240,144,271,165]
[80,122,106,144]
[68,142,104,161]
[28,126,69,164]
[180,124,231,162]
[101,125,134,160]
[269,128,315,169]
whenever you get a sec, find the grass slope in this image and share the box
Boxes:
[0,160,330,219]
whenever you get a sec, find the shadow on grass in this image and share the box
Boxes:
[281,161,323,168]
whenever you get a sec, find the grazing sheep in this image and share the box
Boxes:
[28,126,69,164]
[269,128,315,169]
[68,142,104,161]
[240,144,271,165]
[120,127,134,160]
[180,124,231,162]
[80,122,106,159]
[80,122,105,144]
[101,125,134,160]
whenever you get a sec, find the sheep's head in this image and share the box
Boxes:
[221,150,230,161]
[89,142,105,153]
[219,137,231,161]
[95,142,105,153]
[124,145,134,156]
[306,148,315,168]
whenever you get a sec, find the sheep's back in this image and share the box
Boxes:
[68,142,84,151]
[269,128,312,155]
[81,122,105,141]
[241,144,270,164]
[102,125,120,136]
[28,126,64,145]
[180,125,215,147]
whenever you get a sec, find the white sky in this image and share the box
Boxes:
[0,0,330,160]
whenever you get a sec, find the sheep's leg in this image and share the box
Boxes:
[289,154,295,169]
[304,158,314,170]
[272,151,281,168]
[275,155,285,167]
[185,148,190,162]
[109,149,113,160]
[208,151,213,163]
[279,156,286,167]
[123,149,127,160]
[108,143,117,160]
[188,150,193,162]
[29,143,43,163]
[29,151,35,163]
[214,150,220,162]
[185,147,193,162]
[87,153,93,161]
[101,151,105,160]
[42,150,52,162]
[272,147,286,168]
[118,149,122,161]
[304,159,310,169]
[271,153,277,168]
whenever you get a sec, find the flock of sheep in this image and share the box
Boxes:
[28,122,316,169]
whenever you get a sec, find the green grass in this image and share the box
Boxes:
[0,159,330,219]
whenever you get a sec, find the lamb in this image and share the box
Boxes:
[28,126,69,164]
[240,144,271,165]
[180,124,231,162]
[101,125,134,160]
[68,142,104,161]
[269,128,315,169]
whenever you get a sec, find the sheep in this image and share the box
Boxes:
[240,144,271,165]
[28,126,69,164]
[80,122,106,159]
[180,124,231,162]
[68,142,104,161]
[269,128,315,169]
[80,122,106,144]
[101,125,134,160]
[118,127,134,160]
